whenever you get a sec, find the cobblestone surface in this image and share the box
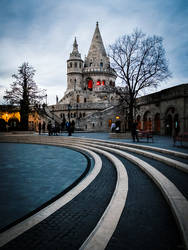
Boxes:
[106,154,182,250]
[1,154,117,250]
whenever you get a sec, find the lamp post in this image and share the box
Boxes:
[67,104,72,136]
[68,104,71,123]
[52,106,55,121]
[76,104,79,129]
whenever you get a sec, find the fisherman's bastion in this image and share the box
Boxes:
[0,23,188,136]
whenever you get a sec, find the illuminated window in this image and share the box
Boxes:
[102,80,105,85]
[88,79,93,90]
[96,80,101,86]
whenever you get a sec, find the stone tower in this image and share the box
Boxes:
[59,22,117,105]
[66,37,83,95]
[83,22,116,92]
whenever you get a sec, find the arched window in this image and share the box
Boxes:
[100,62,103,67]
[83,113,85,117]
[70,62,72,68]
[96,80,101,86]
[87,79,93,90]
[84,98,86,103]
[74,62,77,68]
[79,62,82,68]
[77,95,80,103]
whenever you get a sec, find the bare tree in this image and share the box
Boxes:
[4,62,46,130]
[108,30,171,129]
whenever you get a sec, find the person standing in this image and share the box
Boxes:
[38,122,41,135]
[47,121,52,136]
[42,121,46,133]
[111,122,116,132]
[132,120,139,142]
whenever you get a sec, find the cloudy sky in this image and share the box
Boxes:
[0,0,187,105]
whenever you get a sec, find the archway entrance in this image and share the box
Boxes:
[154,113,160,133]
[143,111,152,131]
[8,118,20,131]
[165,114,173,136]
[136,115,141,130]
[0,119,6,131]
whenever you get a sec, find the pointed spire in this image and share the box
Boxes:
[87,22,107,59]
[70,37,81,59]
[73,37,78,51]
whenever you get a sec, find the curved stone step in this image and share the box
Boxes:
[69,138,188,173]
[70,137,188,159]
[72,140,188,250]
[0,142,102,247]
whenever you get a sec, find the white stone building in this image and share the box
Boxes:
[49,22,119,131]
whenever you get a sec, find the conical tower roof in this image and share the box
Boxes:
[87,22,107,59]
[69,37,81,59]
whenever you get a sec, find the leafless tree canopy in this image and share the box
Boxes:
[108,30,171,106]
[3,62,46,106]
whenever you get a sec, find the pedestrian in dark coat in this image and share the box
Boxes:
[38,122,41,135]
[132,120,139,142]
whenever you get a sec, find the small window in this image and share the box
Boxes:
[102,80,105,85]
[84,98,86,103]
[75,62,77,68]
[83,113,85,117]
[93,123,95,127]
[70,62,72,68]
[100,62,103,67]
[79,62,82,68]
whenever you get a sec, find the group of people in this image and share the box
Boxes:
[111,120,121,133]
[43,120,75,136]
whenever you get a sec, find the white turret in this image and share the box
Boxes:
[66,37,83,94]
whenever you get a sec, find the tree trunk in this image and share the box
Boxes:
[20,99,29,130]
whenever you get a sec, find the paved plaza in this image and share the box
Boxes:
[0,132,188,250]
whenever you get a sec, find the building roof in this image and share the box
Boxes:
[85,22,110,69]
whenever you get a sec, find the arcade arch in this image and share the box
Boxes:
[143,111,152,131]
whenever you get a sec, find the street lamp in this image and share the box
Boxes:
[68,104,71,123]
[76,104,79,129]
